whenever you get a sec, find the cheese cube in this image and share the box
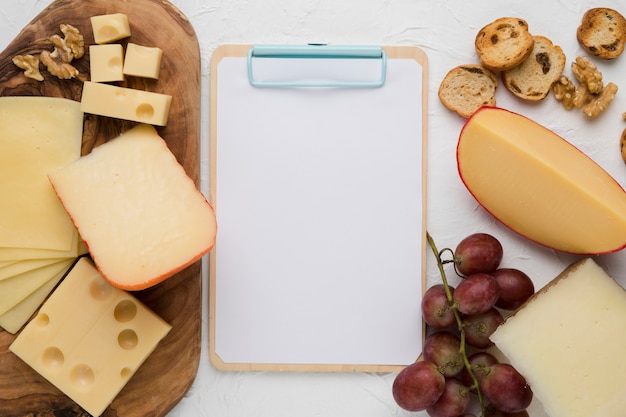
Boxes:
[89,44,124,82]
[123,43,163,79]
[80,81,172,126]
[90,13,131,44]
[490,258,626,417]
[48,124,217,290]
[9,257,171,417]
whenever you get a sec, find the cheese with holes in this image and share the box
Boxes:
[10,257,171,417]
[490,258,626,417]
[457,106,626,254]
[80,81,172,126]
[90,13,131,44]
[123,43,163,79]
[89,44,124,82]
[0,97,82,251]
[48,124,217,290]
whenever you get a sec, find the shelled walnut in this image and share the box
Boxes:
[11,54,43,81]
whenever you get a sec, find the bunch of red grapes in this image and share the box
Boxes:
[393,233,536,417]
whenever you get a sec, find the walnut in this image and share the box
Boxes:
[583,81,618,117]
[11,54,43,81]
[60,24,84,59]
[40,24,84,80]
[571,56,603,94]
[553,75,576,109]
[572,83,591,108]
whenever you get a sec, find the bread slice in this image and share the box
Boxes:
[577,8,626,59]
[438,64,498,118]
[475,17,535,71]
[502,36,566,100]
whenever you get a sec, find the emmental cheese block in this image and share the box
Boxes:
[457,106,626,254]
[10,257,171,417]
[490,258,626,417]
[48,124,217,290]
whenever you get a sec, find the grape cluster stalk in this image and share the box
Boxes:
[427,231,487,417]
[392,231,534,417]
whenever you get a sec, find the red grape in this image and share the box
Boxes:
[480,363,533,413]
[423,331,464,377]
[422,284,457,328]
[493,268,535,310]
[486,406,530,417]
[454,233,503,275]
[392,360,445,411]
[463,352,499,386]
[426,378,471,417]
[454,273,500,315]
[462,308,504,348]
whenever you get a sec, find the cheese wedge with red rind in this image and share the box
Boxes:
[457,106,626,254]
[49,124,217,290]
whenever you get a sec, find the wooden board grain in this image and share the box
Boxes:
[0,1,202,416]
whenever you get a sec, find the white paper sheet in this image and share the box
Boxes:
[213,52,424,367]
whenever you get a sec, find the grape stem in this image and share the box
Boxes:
[426,231,486,417]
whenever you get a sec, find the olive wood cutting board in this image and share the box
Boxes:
[0,1,202,416]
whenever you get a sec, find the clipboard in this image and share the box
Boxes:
[209,44,428,372]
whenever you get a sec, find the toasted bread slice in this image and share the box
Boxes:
[475,17,534,71]
[503,36,566,100]
[438,64,498,118]
[577,8,626,59]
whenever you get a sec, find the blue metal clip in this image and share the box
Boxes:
[247,44,387,88]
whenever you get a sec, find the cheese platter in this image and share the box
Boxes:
[0,1,202,416]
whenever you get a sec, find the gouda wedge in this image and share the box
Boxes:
[457,106,626,254]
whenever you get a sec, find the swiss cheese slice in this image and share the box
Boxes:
[457,106,626,254]
[9,257,171,417]
[49,124,217,290]
[0,97,82,251]
[0,258,70,281]
[490,258,626,417]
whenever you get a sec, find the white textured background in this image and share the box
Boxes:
[3,1,626,416]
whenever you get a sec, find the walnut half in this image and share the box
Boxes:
[40,24,84,80]
[12,54,43,81]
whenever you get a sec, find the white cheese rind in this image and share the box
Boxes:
[490,258,626,417]
[48,124,217,290]
[9,257,171,417]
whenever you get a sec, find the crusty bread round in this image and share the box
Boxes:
[502,36,566,101]
[577,8,626,59]
[438,64,498,118]
[475,17,535,71]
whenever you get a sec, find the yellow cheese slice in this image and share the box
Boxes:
[10,257,171,417]
[491,258,626,417]
[457,106,626,254]
[0,259,73,316]
[0,230,79,262]
[0,257,72,281]
[0,97,83,251]
[0,260,72,334]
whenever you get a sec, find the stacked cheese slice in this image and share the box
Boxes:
[0,96,86,334]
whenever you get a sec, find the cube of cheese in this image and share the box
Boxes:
[80,81,172,126]
[490,258,626,417]
[10,257,171,417]
[123,43,163,79]
[48,124,217,290]
[89,44,124,82]
[90,13,131,44]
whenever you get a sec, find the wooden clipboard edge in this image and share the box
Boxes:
[208,44,428,373]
